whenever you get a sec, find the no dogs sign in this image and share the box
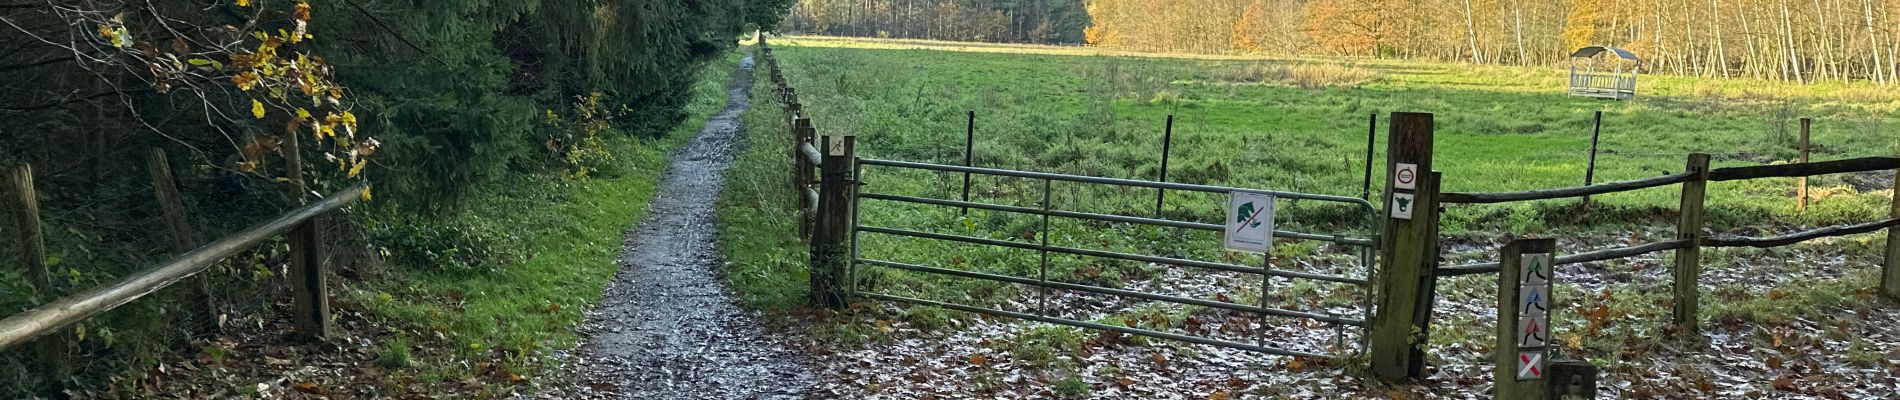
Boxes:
[1224,191,1276,254]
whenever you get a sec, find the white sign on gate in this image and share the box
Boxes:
[1390,193,1416,220]
[1394,163,1419,190]
[1224,191,1276,254]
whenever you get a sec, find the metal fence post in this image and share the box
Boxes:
[1371,112,1437,381]
[1798,118,1810,211]
[10,164,69,393]
[962,111,975,215]
[1155,115,1174,216]
[1584,111,1603,203]
[1673,153,1711,331]
[1881,165,1900,300]
[1496,238,1556,399]
[811,135,857,309]
[1363,113,1376,200]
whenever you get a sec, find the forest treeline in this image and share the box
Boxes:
[0,0,787,393]
[784,0,1900,84]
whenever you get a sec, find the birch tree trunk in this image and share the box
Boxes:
[1714,0,1732,77]
[1463,0,1482,63]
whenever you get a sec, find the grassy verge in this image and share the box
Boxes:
[340,50,743,393]
[718,49,810,312]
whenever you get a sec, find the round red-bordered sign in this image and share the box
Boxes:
[1397,168,1415,185]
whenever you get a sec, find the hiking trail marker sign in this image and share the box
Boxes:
[1224,191,1276,254]
[1514,252,1553,381]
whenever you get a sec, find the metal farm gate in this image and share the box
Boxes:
[846,158,1382,358]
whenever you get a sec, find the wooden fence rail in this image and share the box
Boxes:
[1431,152,1900,332]
[761,38,857,307]
[0,181,368,351]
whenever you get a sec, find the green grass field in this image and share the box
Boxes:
[721,36,1900,396]
[775,35,1899,231]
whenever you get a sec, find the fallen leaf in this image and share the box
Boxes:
[969,354,986,366]
[1766,356,1783,369]
[292,382,323,394]
[545,303,560,313]
[1772,375,1795,391]
[1208,390,1231,400]
[1152,353,1168,369]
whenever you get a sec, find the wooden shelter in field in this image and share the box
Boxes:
[1567,46,1641,100]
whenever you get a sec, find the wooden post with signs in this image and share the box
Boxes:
[1372,112,1438,381]
[810,135,856,309]
[10,164,70,392]
[1672,154,1711,331]
[1497,238,1556,398]
[1880,165,1900,300]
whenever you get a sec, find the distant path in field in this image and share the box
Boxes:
[569,48,814,399]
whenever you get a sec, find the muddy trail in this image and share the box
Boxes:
[566,49,815,399]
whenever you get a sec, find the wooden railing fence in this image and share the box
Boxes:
[760,38,858,308]
[2,149,367,391]
[1434,153,1900,333]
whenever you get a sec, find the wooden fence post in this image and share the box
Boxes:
[1496,238,1556,399]
[1881,165,1900,300]
[796,118,816,240]
[1371,112,1437,381]
[10,164,69,392]
[148,149,218,333]
[1673,153,1711,331]
[1797,118,1810,211]
[283,131,331,341]
[810,135,857,309]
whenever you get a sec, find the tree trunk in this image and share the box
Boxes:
[1463,0,1482,63]
[1867,0,1887,83]
[1782,0,1805,83]
[1514,0,1528,66]
[1739,4,1762,79]
[1714,0,1732,78]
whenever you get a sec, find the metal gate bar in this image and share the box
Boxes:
[858,292,1334,359]
[858,225,1368,285]
[851,158,1378,358]
[856,258,1366,326]
[860,193,1375,246]
[859,159,1377,210]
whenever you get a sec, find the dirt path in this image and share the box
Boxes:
[568,49,815,399]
